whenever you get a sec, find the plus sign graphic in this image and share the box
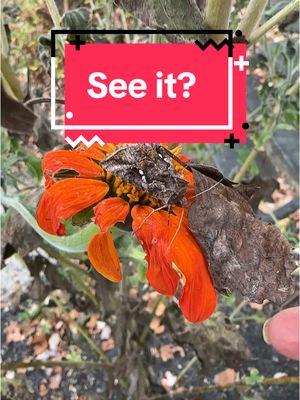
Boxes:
[69,35,86,51]
[234,55,249,71]
[224,133,240,149]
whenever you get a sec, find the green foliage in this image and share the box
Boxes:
[61,7,91,30]
[244,368,264,385]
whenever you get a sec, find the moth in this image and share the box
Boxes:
[101,144,188,206]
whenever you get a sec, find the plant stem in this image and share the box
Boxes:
[147,376,299,399]
[2,360,102,371]
[229,300,247,321]
[51,297,111,367]
[205,0,232,40]
[234,148,258,182]
[175,355,198,386]
[250,0,300,44]
[237,0,268,39]
[139,295,163,344]
[45,0,62,28]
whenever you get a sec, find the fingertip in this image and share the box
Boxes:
[263,307,300,361]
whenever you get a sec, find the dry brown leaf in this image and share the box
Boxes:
[161,371,177,390]
[159,344,185,362]
[189,168,296,304]
[214,368,237,387]
[249,300,269,310]
[34,340,48,355]
[31,333,47,345]
[101,339,114,352]
[155,302,166,317]
[150,316,165,335]
[6,321,24,343]
[86,314,99,330]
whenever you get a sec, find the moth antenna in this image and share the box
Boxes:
[132,204,168,236]
[163,148,190,170]
[167,207,184,250]
[191,177,223,198]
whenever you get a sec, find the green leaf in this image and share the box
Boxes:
[26,155,43,181]
[244,368,264,386]
[61,7,91,30]
[276,123,296,131]
[1,194,99,253]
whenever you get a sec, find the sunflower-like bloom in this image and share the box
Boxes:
[37,144,217,323]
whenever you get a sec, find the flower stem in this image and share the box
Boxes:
[205,0,233,40]
[148,376,299,399]
[237,0,268,39]
[45,0,61,28]
[175,355,198,386]
[234,148,258,183]
[2,360,103,371]
[250,0,300,44]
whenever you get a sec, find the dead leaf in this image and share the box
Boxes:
[34,340,48,355]
[249,300,269,310]
[188,168,296,304]
[155,302,166,317]
[101,339,114,352]
[86,314,99,330]
[6,321,24,343]
[161,371,177,390]
[214,368,237,387]
[150,316,165,335]
[159,344,185,362]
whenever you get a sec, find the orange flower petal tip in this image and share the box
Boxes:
[88,232,122,283]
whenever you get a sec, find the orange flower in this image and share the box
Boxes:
[36,144,216,323]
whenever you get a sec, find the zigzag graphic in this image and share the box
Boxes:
[194,38,232,53]
[65,135,105,148]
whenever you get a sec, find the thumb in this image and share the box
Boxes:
[263,306,299,360]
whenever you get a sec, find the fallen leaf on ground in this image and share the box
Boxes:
[101,339,114,352]
[161,371,177,390]
[249,300,269,310]
[6,321,25,343]
[155,301,166,317]
[34,340,49,355]
[214,368,237,387]
[150,316,165,335]
[159,344,185,362]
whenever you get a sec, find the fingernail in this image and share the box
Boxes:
[263,318,271,344]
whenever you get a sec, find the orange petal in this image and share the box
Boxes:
[43,150,104,183]
[170,213,217,323]
[131,205,180,296]
[37,178,109,235]
[88,232,122,282]
[76,143,117,160]
[94,197,130,232]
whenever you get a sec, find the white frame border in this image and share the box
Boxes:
[51,56,233,140]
